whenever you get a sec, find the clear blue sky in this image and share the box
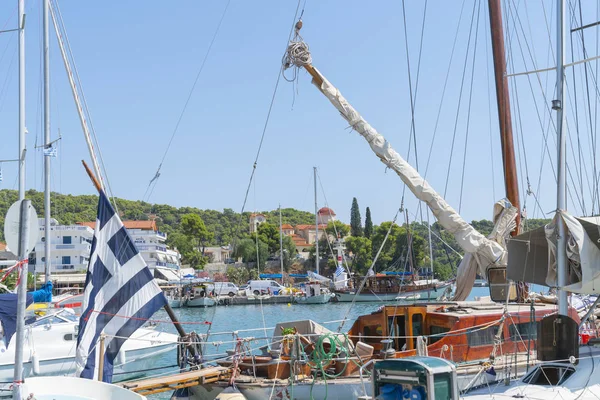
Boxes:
[0,1,598,226]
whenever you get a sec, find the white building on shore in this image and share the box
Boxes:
[78,220,181,273]
[31,218,94,274]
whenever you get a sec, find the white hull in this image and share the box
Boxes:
[0,311,178,395]
[335,283,451,302]
[168,297,186,308]
[187,297,216,307]
[294,294,332,304]
[19,376,147,399]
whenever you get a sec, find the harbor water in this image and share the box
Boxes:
[145,287,491,399]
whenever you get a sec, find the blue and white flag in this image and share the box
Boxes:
[335,264,344,277]
[43,146,57,157]
[76,191,167,382]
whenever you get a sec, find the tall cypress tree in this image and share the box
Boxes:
[350,197,363,236]
[364,207,373,238]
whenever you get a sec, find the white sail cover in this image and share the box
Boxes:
[507,212,600,294]
[453,199,518,300]
[307,66,509,279]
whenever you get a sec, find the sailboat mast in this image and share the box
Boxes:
[314,167,319,275]
[14,1,27,396]
[43,0,51,283]
[488,0,520,234]
[279,204,284,285]
[18,0,25,201]
[405,210,414,277]
[555,0,568,317]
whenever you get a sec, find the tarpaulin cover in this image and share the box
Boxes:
[507,212,600,294]
[0,293,33,345]
[31,282,53,303]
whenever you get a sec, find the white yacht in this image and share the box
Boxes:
[0,309,178,393]
[464,345,600,399]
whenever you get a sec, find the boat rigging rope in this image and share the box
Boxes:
[458,0,481,214]
[143,0,231,202]
[443,0,479,199]
[51,0,119,212]
[400,0,428,215]
[231,0,304,251]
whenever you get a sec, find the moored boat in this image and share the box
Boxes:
[0,309,178,393]
[186,284,217,307]
[294,281,332,304]
[334,275,452,302]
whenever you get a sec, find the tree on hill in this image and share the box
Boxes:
[370,222,403,270]
[325,220,350,238]
[350,197,363,236]
[234,238,268,267]
[345,236,372,275]
[393,227,426,272]
[364,207,373,238]
[256,223,280,254]
[280,236,297,271]
[181,213,213,255]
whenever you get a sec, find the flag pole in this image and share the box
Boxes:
[81,161,194,351]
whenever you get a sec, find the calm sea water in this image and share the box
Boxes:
[146,287,490,399]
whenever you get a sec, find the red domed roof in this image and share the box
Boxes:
[318,207,336,216]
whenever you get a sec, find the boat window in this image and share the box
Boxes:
[30,315,66,327]
[522,365,575,386]
[58,311,78,323]
[387,316,406,351]
[434,372,453,400]
[467,325,502,347]
[63,333,79,341]
[509,322,537,341]
[363,324,383,346]
[412,314,423,349]
[430,326,451,344]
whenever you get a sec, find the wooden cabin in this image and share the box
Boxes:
[348,301,580,364]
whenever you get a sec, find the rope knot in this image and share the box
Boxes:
[284,40,312,70]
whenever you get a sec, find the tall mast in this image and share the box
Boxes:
[314,167,319,275]
[18,0,25,201]
[405,210,414,276]
[14,1,27,397]
[488,0,520,234]
[43,0,51,283]
[555,0,568,317]
[279,204,284,285]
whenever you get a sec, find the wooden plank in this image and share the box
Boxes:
[119,366,231,395]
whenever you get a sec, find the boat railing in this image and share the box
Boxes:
[359,358,376,396]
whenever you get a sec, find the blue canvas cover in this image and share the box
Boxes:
[0,293,33,345]
[31,282,53,303]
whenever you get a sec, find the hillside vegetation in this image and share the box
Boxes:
[0,189,549,280]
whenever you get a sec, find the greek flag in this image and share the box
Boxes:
[76,191,167,382]
[43,146,57,157]
[335,264,344,277]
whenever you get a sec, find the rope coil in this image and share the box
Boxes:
[283,21,312,82]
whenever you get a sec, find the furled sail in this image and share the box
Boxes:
[508,212,600,294]
[454,200,517,300]
[288,54,513,286]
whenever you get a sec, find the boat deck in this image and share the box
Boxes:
[119,366,231,396]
